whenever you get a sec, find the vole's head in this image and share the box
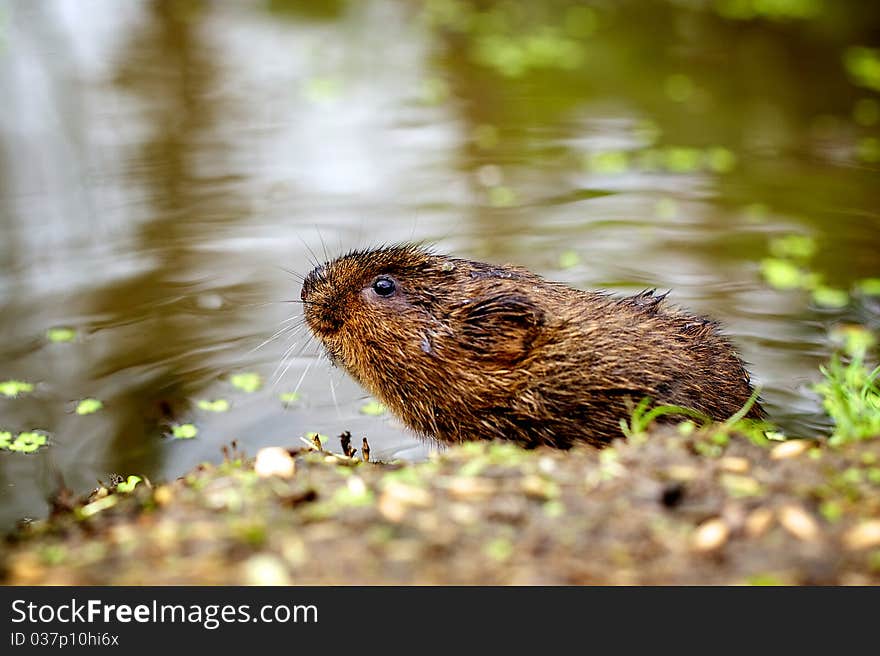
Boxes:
[301,244,451,374]
[300,244,546,388]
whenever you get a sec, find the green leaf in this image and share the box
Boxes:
[359,400,387,416]
[46,327,77,343]
[9,431,48,453]
[760,258,804,290]
[0,431,12,448]
[0,380,34,398]
[812,286,849,309]
[171,424,199,439]
[230,373,262,393]
[857,278,880,296]
[197,399,230,412]
[116,475,142,493]
[75,398,104,415]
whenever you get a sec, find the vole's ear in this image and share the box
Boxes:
[457,294,544,364]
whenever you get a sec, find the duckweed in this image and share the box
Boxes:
[230,373,262,393]
[3,431,48,453]
[46,327,77,343]
[196,399,230,413]
[812,286,850,309]
[0,380,34,398]
[171,424,199,440]
[75,398,104,415]
[359,400,387,416]
[761,258,806,290]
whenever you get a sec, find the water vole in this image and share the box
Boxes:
[301,244,763,448]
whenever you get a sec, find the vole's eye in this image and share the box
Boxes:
[372,277,396,297]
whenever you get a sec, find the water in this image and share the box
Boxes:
[1,0,878,531]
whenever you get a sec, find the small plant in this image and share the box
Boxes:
[115,475,142,493]
[814,332,880,445]
[620,388,769,447]
[619,397,711,441]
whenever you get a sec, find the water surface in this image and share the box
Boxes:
[1,0,879,530]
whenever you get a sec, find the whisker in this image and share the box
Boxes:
[248,323,299,355]
[240,301,288,310]
[278,265,306,282]
[270,337,301,384]
[324,352,341,419]
[297,233,322,269]
[317,228,330,265]
[271,327,320,388]
[289,352,317,396]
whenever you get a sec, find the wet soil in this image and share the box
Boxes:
[3,429,880,585]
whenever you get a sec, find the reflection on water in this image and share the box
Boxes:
[0,0,878,530]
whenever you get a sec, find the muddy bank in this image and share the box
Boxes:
[3,429,880,585]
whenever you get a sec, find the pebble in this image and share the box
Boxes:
[521,474,558,500]
[842,520,880,551]
[449,502,478,525]
[153,485,174,506]
[242,554,292,585]
[254,447,296,479]
[692,518,730,552]
[377,482,432,524]
[383,481,432,508]
[666,465,698,482]
[770,440,810,460]
[778,505,820,542]
[745,508,775,538]
[720,473,762,497]
[719,457,750,473]
[447,476,495,499]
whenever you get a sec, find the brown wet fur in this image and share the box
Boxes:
[301,244,764,448]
